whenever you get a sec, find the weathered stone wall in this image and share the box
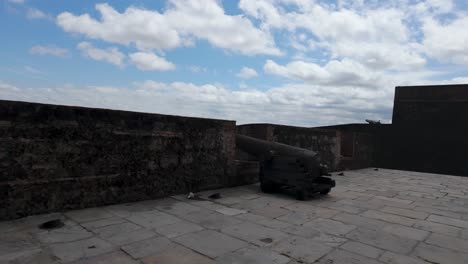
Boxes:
[318,124,377,171]
[237,124,340,170]
[0,100,236,220]
[237,123,378,172]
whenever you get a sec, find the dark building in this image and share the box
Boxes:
[392,84,468,126]
[376,84,468,176]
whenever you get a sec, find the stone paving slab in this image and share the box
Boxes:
[412,219,462,237]
[412,242,468,264]
[340,241,384,259]
[362,210,417,226]
[141,245,216,264]
[70,251,138,264]
[346,227,419,254]
[37,224,93,244]
[221,221,289,246]
[154,220,204,238]
[65,209,114,223]
[379,251,428,264]
[332,212,387,231]
[235,212,292,230]
[2,168,468,263]
[217,246,290,264]
[125,210,182,229]
[173,230,248,258]
[49,237,114,263]
[382,224,430,241]
[97,227,157,246]
[80,217,127,231]
[316,249,384,264]
[379,206,429,219]
[186,211,244,230]
[215,207,247,216]
[8,249,60,264]
[302,218,356,237]
[93,222,141,238]
[120,236,174,259]
[425,233,468,254]
[273,235,333,263]
[427,214,468,228]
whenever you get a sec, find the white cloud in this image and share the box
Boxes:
[27,8,49,20]
[7,0,24,4]
[9,0,468,128]
[24,66,42,75]
[30,45,68,57]
[2,67,466,127]
[240,0,426,70]
[189,66,207,73]
[129,52,175,71]
[56,1,280,56]
[412,0,454,15]
[422,15,468,66]
[264,59,381,88]
[0,80,390,126]
[450,77,468,84]
[2,72,448,127]
[236,67,258,79]
[77,42,125,67]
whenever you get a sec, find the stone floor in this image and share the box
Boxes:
[2,168,468,264]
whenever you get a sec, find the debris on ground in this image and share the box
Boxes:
[38,219,64,230]
[259,238,273,243]
[187,192,196,199]
[208,193,221,199]
[337,172,344,176]
[374,168,379,171]
[187,192,204,200]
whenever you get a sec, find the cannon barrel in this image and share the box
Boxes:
[236,134,334,200]
[236,134,317,158]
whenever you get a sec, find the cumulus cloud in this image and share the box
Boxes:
[412,0,454,15]
[27,8,49,19]
[189,66,207,73]
[24,66,42,75]
[7,70,460,128]
[0,80,392,126]
[240,0,427,70]
[7,0,24,4]
[77,42,125,67]
[236,67,258,79]
[30,45,68,57]
[264,59,383,88]
[422,15,468,66]
[129,52,175,71]
[56,1,280,55]
[13,0,467,127]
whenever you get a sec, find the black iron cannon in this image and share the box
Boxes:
[236,134,335,200]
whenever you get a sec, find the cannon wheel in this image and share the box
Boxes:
[259,161,279,193]
[260,180,277,193]
[320,188,331,195]
[295,188,307,200]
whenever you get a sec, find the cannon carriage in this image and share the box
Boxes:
[236,134,335,200]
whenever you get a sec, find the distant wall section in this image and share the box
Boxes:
[237,123,375,172]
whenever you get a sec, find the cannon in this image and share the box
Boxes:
[236,134,335,200]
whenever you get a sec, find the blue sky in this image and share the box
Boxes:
[1,0,467,126]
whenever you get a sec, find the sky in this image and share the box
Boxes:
[1,0,467,126]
